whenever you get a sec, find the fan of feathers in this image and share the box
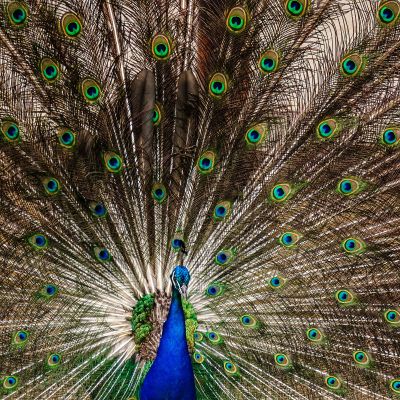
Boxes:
[0,0,400,399]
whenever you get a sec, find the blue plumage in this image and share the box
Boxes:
[140,267,196,400]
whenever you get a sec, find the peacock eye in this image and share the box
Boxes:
[380,127,400,147]
[47,353,62,368]
[390,378,400,394]
[268,275,286,289]
[40,58,60,82]
[3,375,18,390]
[1,119,21,142]
[197,150,216,174]
[89,201,108,218]
[274,353,291,368]
[151,34,172,61]
[223,360,239,376]
[341,237,366,254]
[270,183,292,203]
[42,177,61,195]
[213,201,232,221]
[208,73,228,98]
[337,177,364,196]
[279,231,302,248]
[61,13,82,38]
[39,284,58,299]
[151,183,168,204]
[340,53,365,77]
[215,248,235,266]
[206,283,225,297]
[194,331,203,342]
[325,375,342,390]
[58,128,76,148]
[103,151,123,173]
[316,118,340,140]
[240,314,258,328]
[171,232,185,252]
[207,331,222,344]
[81,78,102,104]
[216,251,227,264]
[306,327,324,343]
[285,0,309,19]
[377,1,400,26]
[226,6,249,34]
[335,289,356,306]
[94,247,111,262]
[352,350,371,367]
[384,309,400,326]
[28,233,48,250]
[7,2,29,27]
[193,351,205,363]
[13,330,29,346]
[244,123,268,147]
[259,50,279,74]
[152,103,163,126]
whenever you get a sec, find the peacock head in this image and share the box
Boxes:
[171,265,191,297]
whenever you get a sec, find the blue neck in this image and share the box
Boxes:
[139,289,196,400]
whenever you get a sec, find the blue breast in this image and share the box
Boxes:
[139,289,196,400]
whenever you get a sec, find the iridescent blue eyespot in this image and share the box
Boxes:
[28,233,48,250]
[390,378,400,394]
[213,201,232,221]
[47,353,62,369]
[7,2,29,27]
[171,233,185,252]
[337,177,364,196]
[325,375,343,390]
[46,285,56,295]
[259,50,279,74]
[285,0,309,19]
[89,201,108,218]
[340,53,365,77]
[42,177,61,195]
[37,284,58,300]
[207,331,222,344]
[193,351,204,363]
[270,183,293,203]
[206,283,225,297]
[3,375,18,390]
[226,7,248,34]
[152,183,167,203]
[194,331,203,342]
[12,329,29,347]
[61,13,82,38]
[352,350,372,368]
[268,276,286,289]
[377,1,400,26]
[274,353,292,369]
[217,252,227,263]
[335,289,356,306]
[223,360,239,375]
[384,309,400,326]
[306,327,324,343]
[58,128,76,148]
[380,127,400,147]
[94,247,111,262]
[240,314,259,328]
[1,119,21,142]
[215,248,236,266]
[279,231,301,247]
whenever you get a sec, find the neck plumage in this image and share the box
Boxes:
[139,288,196,400]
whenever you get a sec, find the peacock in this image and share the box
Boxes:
[0,0,400,398]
